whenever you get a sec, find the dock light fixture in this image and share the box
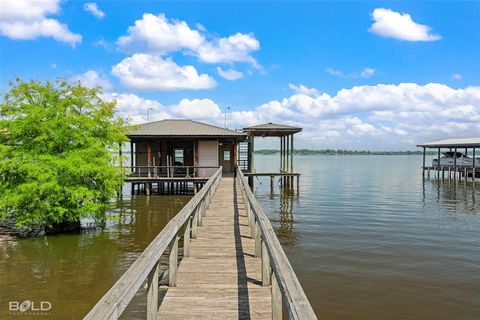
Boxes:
[224,106,231,128]
[146,107,153,123]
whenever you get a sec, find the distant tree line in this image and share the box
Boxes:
[254,149,437,155]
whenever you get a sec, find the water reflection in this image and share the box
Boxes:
[0,194,190,319]
[422,178,479,214]
[253,179,298,247]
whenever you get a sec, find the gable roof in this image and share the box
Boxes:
[127,119,246,138]
[417,137,480,148]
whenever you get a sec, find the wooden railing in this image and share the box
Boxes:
[237,167,317,319]
[83,167,222,320]
[122,165,220,178]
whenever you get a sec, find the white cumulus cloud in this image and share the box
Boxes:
[288,84,319,96]
[217,67,244,81]
[71,70,112,90]
[111,53,216,91]
[197,33,260,65]
[0,0,81,46]
[116,13,259,65]
[451,73,462,80]
[369,8,441,42]
[326,67,376,78]
[117,13,204,55]
[103,82,480,149]
[84,2,105,19]
[171,98,222,119]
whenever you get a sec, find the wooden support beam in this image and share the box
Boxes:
[290,134,294,186]
[297,175,300,194]
[422,147,426,175]
[279,136,283,173]
[286,135,289,173]
[251,135,255,173]
[130,142,134,168]
[454,147,457,182]
[147,143,152,178]
[473,147,476,183]
[437,148,441,179]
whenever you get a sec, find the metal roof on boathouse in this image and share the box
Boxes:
[127,119,246,138]
[416,138,480,148]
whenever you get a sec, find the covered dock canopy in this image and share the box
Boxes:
[243,122,302,137]
[242,123,302,187]
[416,138,480,149]
[417,137,480,180]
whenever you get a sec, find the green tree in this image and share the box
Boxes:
[0,79,129,229]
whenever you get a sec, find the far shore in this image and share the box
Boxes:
[255,149,438,156]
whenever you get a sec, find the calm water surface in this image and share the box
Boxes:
[1,155,479,319]
[0,195,191,319]
[254,155,480,320]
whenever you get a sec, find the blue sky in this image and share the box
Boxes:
[1,1,479,149]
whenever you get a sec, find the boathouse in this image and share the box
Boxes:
[127,119,247,176]
[417,137,480,181]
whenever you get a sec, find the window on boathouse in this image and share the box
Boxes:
[174,148,184,166]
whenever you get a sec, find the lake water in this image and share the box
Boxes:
[0,195,191,319]
[1,155,479,319]
[254,155,480,320]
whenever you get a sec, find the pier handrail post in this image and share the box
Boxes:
[184,216,192,257]
[249,209,255,238]
[146,260,160,320]
[255,221,261,258]
[236,167,317,320]
[199,201,204,225]
[169,236,179,287]
[262,239,271,286]
[271,272,282,320]
[192,207,199,238]
[83,167,222,320]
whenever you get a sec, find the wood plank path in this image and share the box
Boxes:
[157,176,272,319]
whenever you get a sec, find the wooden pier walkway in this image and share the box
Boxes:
[157,176,271,319]
[84,167,316,320]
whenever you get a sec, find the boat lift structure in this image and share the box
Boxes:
[417,138,480,182]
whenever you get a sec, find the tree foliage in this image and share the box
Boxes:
[0,79,129,228]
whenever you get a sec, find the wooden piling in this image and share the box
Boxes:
[270,175,274,194]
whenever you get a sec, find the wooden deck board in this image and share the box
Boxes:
[157,177,272,319]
